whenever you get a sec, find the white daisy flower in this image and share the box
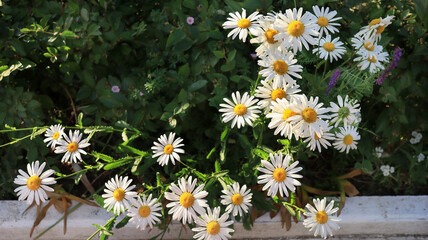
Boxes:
[303,125,335,152]
[333,126,361,154]
[353,49,389,73]
[250,17,282,57]
[288,94,330,137]
[312,35,346,63]
[127,194,162,231]
[312,6,342,37]
[164,176,208,225]
[54,130,91,163]
[43,124,65,149]
[220,182,253,217]
[151,132,185,166]
[257,153,303,197]
[351,36,383,60]
[274,8,319,53]
[192,206,234,240]
[356,16,395,42]
[255,79,301,114]
[266,97,301,139]
[222,8,261,43]
[329,95,361,128]
[258,48,303,86]
[219,91,260,129]
[14,161,56,205]
[303,198,341,239]
[102,175,137,215]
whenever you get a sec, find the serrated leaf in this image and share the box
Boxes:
[91,151,115,163]
[103,157,133,170]
[252,148,269,159]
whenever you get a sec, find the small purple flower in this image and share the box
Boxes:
[326,69,340,96]
[186,17,194,25]
[250,53,257,59]
[376,47,403,85]
[111,85,120,93]
[139,91,144,96]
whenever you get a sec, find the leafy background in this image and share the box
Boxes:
[0,0,427,213]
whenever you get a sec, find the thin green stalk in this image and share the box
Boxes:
[321,60,328,81]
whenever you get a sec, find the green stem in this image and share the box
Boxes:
[321,60,328,81]
[282,201,307,213]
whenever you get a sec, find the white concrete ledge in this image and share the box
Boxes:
[0,196,427,239]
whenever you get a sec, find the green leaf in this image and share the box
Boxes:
[91,151,115,163]
[61,30,77,38]
[188,80,208,91]
[81,8,90,21]
[11,39,26,56]
[284,205,296,216]
[221,127,229,142]
[93,194,105,207]
[103,157,133,170]
[115,216,130,229]
[117,145,147,156]
[213,170,228,178]
[88,24,102,37]
[131,156,143,173]
[183,0,196,8]
[77,112,84,127]
[166,29,186,48]
[252,148,269,160]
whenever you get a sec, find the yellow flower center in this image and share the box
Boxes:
[231,193,243,205]
[237,19,251,29]
[206,221,221,235]
[317,17,329,27]
[273,60,288,75]
[179,192,195,208]
[302,108,317,123]
[113,188,125,201]
[234,104,247,116]
[52,132,60,140]
[315,210,328,224]
[369,18,381,27]
[343,135,353,145]
[367,56,377,63]
[264,29,279,44]
[323,42,335,52]
[138,205,151,218]
[163,144,174,154]
[27,175,41,191]
[271,89,286,101]
[67,142,79,152]
[376,25,385,34]
[287,20,305,37]
[273,168,287,182]
[364,42,374,51]
[282,109,298,122]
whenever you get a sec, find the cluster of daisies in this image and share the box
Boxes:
[13,124,341,239]
[14,125,91,205]
[224,7,394,74]
[220,91,362,154]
